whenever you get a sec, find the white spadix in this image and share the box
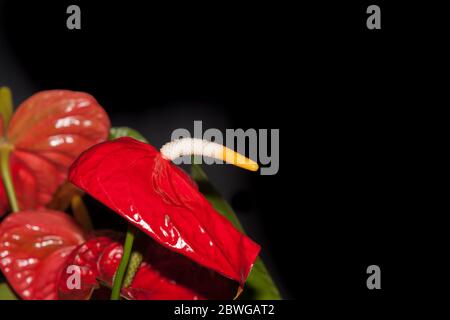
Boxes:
[160,138,259,172]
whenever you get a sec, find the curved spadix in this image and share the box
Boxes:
[160,138,258,172]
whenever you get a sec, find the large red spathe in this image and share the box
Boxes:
[69,137,260,287]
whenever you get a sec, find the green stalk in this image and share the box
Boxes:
[0,87,14,132]
[110,225,136,300]
[0,87,18,213]
[0,146,19,212]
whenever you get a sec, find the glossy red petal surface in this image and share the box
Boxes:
[58,236,239,300]
[58,236,117,300]
[0,90,110,216]
[0,210,85,299]
[69,137,260,286]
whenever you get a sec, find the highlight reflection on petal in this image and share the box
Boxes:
[0,90,110,217]
[0,210,85,300]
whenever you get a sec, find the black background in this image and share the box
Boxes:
[0,0,441,313]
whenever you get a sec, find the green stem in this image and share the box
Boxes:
[110,225,136,300]
[0,146,19,212]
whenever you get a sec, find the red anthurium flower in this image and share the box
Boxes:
[0,90,110,216]
[69,137,260,289]
[0,210,85,299]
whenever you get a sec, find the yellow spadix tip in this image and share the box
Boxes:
[222,147,259,172]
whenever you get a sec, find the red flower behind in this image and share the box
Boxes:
[0,90,110,215]
[0,210,85,299]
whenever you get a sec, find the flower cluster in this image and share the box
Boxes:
[0,89,264,300]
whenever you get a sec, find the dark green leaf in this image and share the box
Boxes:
[191,164,282,300]
[0,282,19,300]
[109,127,148,143]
